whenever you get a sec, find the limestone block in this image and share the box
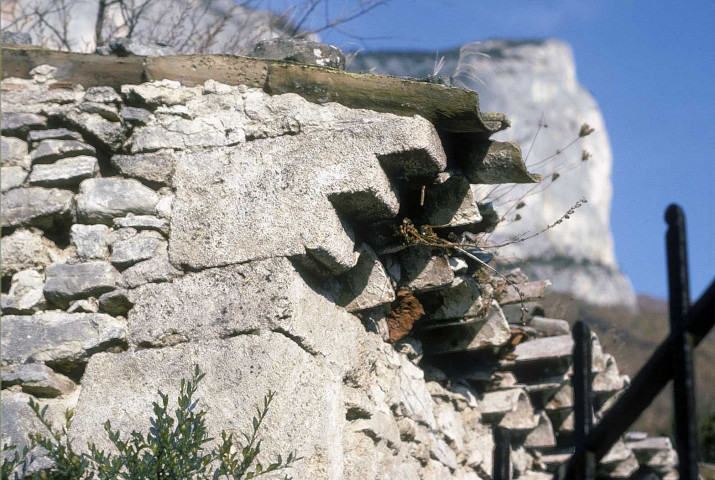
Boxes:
[44,261,120,308]
[121,106,152,125]
[545,382,573,411]
[1,136,30,168]
[110,231,163,269]
[1,363,76,397]
[1,269,46,314]
[30,139,95,164]
[53,108,128,151]
[593,354,628,395]
[111,150,175,186]
[598,440,639,478]
[1,313,126,366]
[462,140,539,184]
[28,156,98,187]
[83,86,121,104]
[530,316,570,337]
[78,101,121,122]
[498,280,551,305]
[512,335,573,364]
[420,300,510,355]
[27,128,82,147]
[1,165,27,192]
[97,289,133,316]
[0,229,63,277]
[1,112,46,137]
[396,356,436,429]
[113,215,169,235]
[251,39,346,70]
[121,80,202,108]
[425,275,483,320]
[429,434,458,470]
[397,246,454,293]
[422,172,481,227]
[481,388,539,432]
[523,411,557,448]
[77,178,159,224]
[337,245,395,312]
[118,244,182,288]
[1,187,74,229]
[626,437,677,469]
[462,421,494,473]
[70,224,110,260]
[434,401,464,451]
[70,334,344,480]
[350,409,401,451]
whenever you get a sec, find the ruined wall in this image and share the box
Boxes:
[1,54,675,479]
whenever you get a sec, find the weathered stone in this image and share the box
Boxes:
[28,155,99,187]
[397,247,454,293]
[425,275,484,320]
[1,112,46,137]
[419,300,510,355]
[70,224,110,260]
[30,139,96,164]
[83,86,121,104]
[1,313,126,366]
[480,388,539,432]
[545,381,573,411]
[513,335,573,364]
[106,227,137,246]
[462,140,540,184]
[0,229,63,277]
[593,354,628,395]
[44,261,120,308]
[121,106,152,125]
[53,108,128,151]
[251,38,346,70]
[434,401,464,451]
[1,136,30,168]
[1,363,76,397]
[118,244,182,289]
[1,389,80,463]
[1,187,74,228]
[110,231,163,269]
[76,178,159,224]
[498,280,551,305]
[423,172,481,227]
[529,316,570,337]
[523,411,556,448]
[27,128,83,147]
[626,437,677,468]
[122,80,201,108]
[78,101,121,122]
[70,334,343,479]
[1,165,27,192]
[111,150,175,186]
[97,289,133,316]
[337,245,395,312]
[113,215,169,235]
[395,355,436,428]
[2,269,46,314]
[598,440,639,478]
[67,297,99,313]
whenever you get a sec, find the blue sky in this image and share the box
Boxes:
[272,0,714,300]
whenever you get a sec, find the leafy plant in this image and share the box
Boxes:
[1,365,300,480]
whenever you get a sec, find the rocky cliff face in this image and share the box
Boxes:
[350,39,637,309]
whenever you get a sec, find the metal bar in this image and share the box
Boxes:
[666,204,699,480]
[572,321,595,480]
[557,269,714,479]
[493,426,511,480]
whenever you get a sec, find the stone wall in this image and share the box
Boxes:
[1,55,674,479]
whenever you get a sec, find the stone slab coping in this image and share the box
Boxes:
[2,46,509,135]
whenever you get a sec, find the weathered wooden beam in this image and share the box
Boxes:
[1,46,509,134]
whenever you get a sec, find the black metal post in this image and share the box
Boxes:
[493,426,511,480]
[572,321,596,480]
[665,204,699,480]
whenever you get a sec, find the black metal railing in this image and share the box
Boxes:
[492,204,715,480]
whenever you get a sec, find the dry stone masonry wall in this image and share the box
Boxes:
[1,56,676,479]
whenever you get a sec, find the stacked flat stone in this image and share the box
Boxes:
[1,59,677,480]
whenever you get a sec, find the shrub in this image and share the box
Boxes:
[2,365,300,479]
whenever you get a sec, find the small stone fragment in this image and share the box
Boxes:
[79,101,121,122]
[0,229,62,277]
[27,128,82,147]
[83,86,121,104]
[113,215,169,235]
[250,38,346,70]
[119,245,182,289]
[523,411,557,448]
[422,172,481,228]
[121,106,152,125]
[53,108,128,151]
[1,187,74,229]
[111,231,163,269]
[1,269,46,314]
[98,289,134,316]
[337,245,395,312]
[463,140,540,184]
[76,178,159,224]
[1,112,46,137]
[30,139,96,164]
[1,363,76,397]
[28,156,99,187]
[398,246,454,293]
[70,224,110,260]
[1,165,27,192]
[1,312,126,366]
[1,136,30,168]
[121,80,200,108]
[111,150,175,186]
[67,297,99,313]
[44,261,120,308]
